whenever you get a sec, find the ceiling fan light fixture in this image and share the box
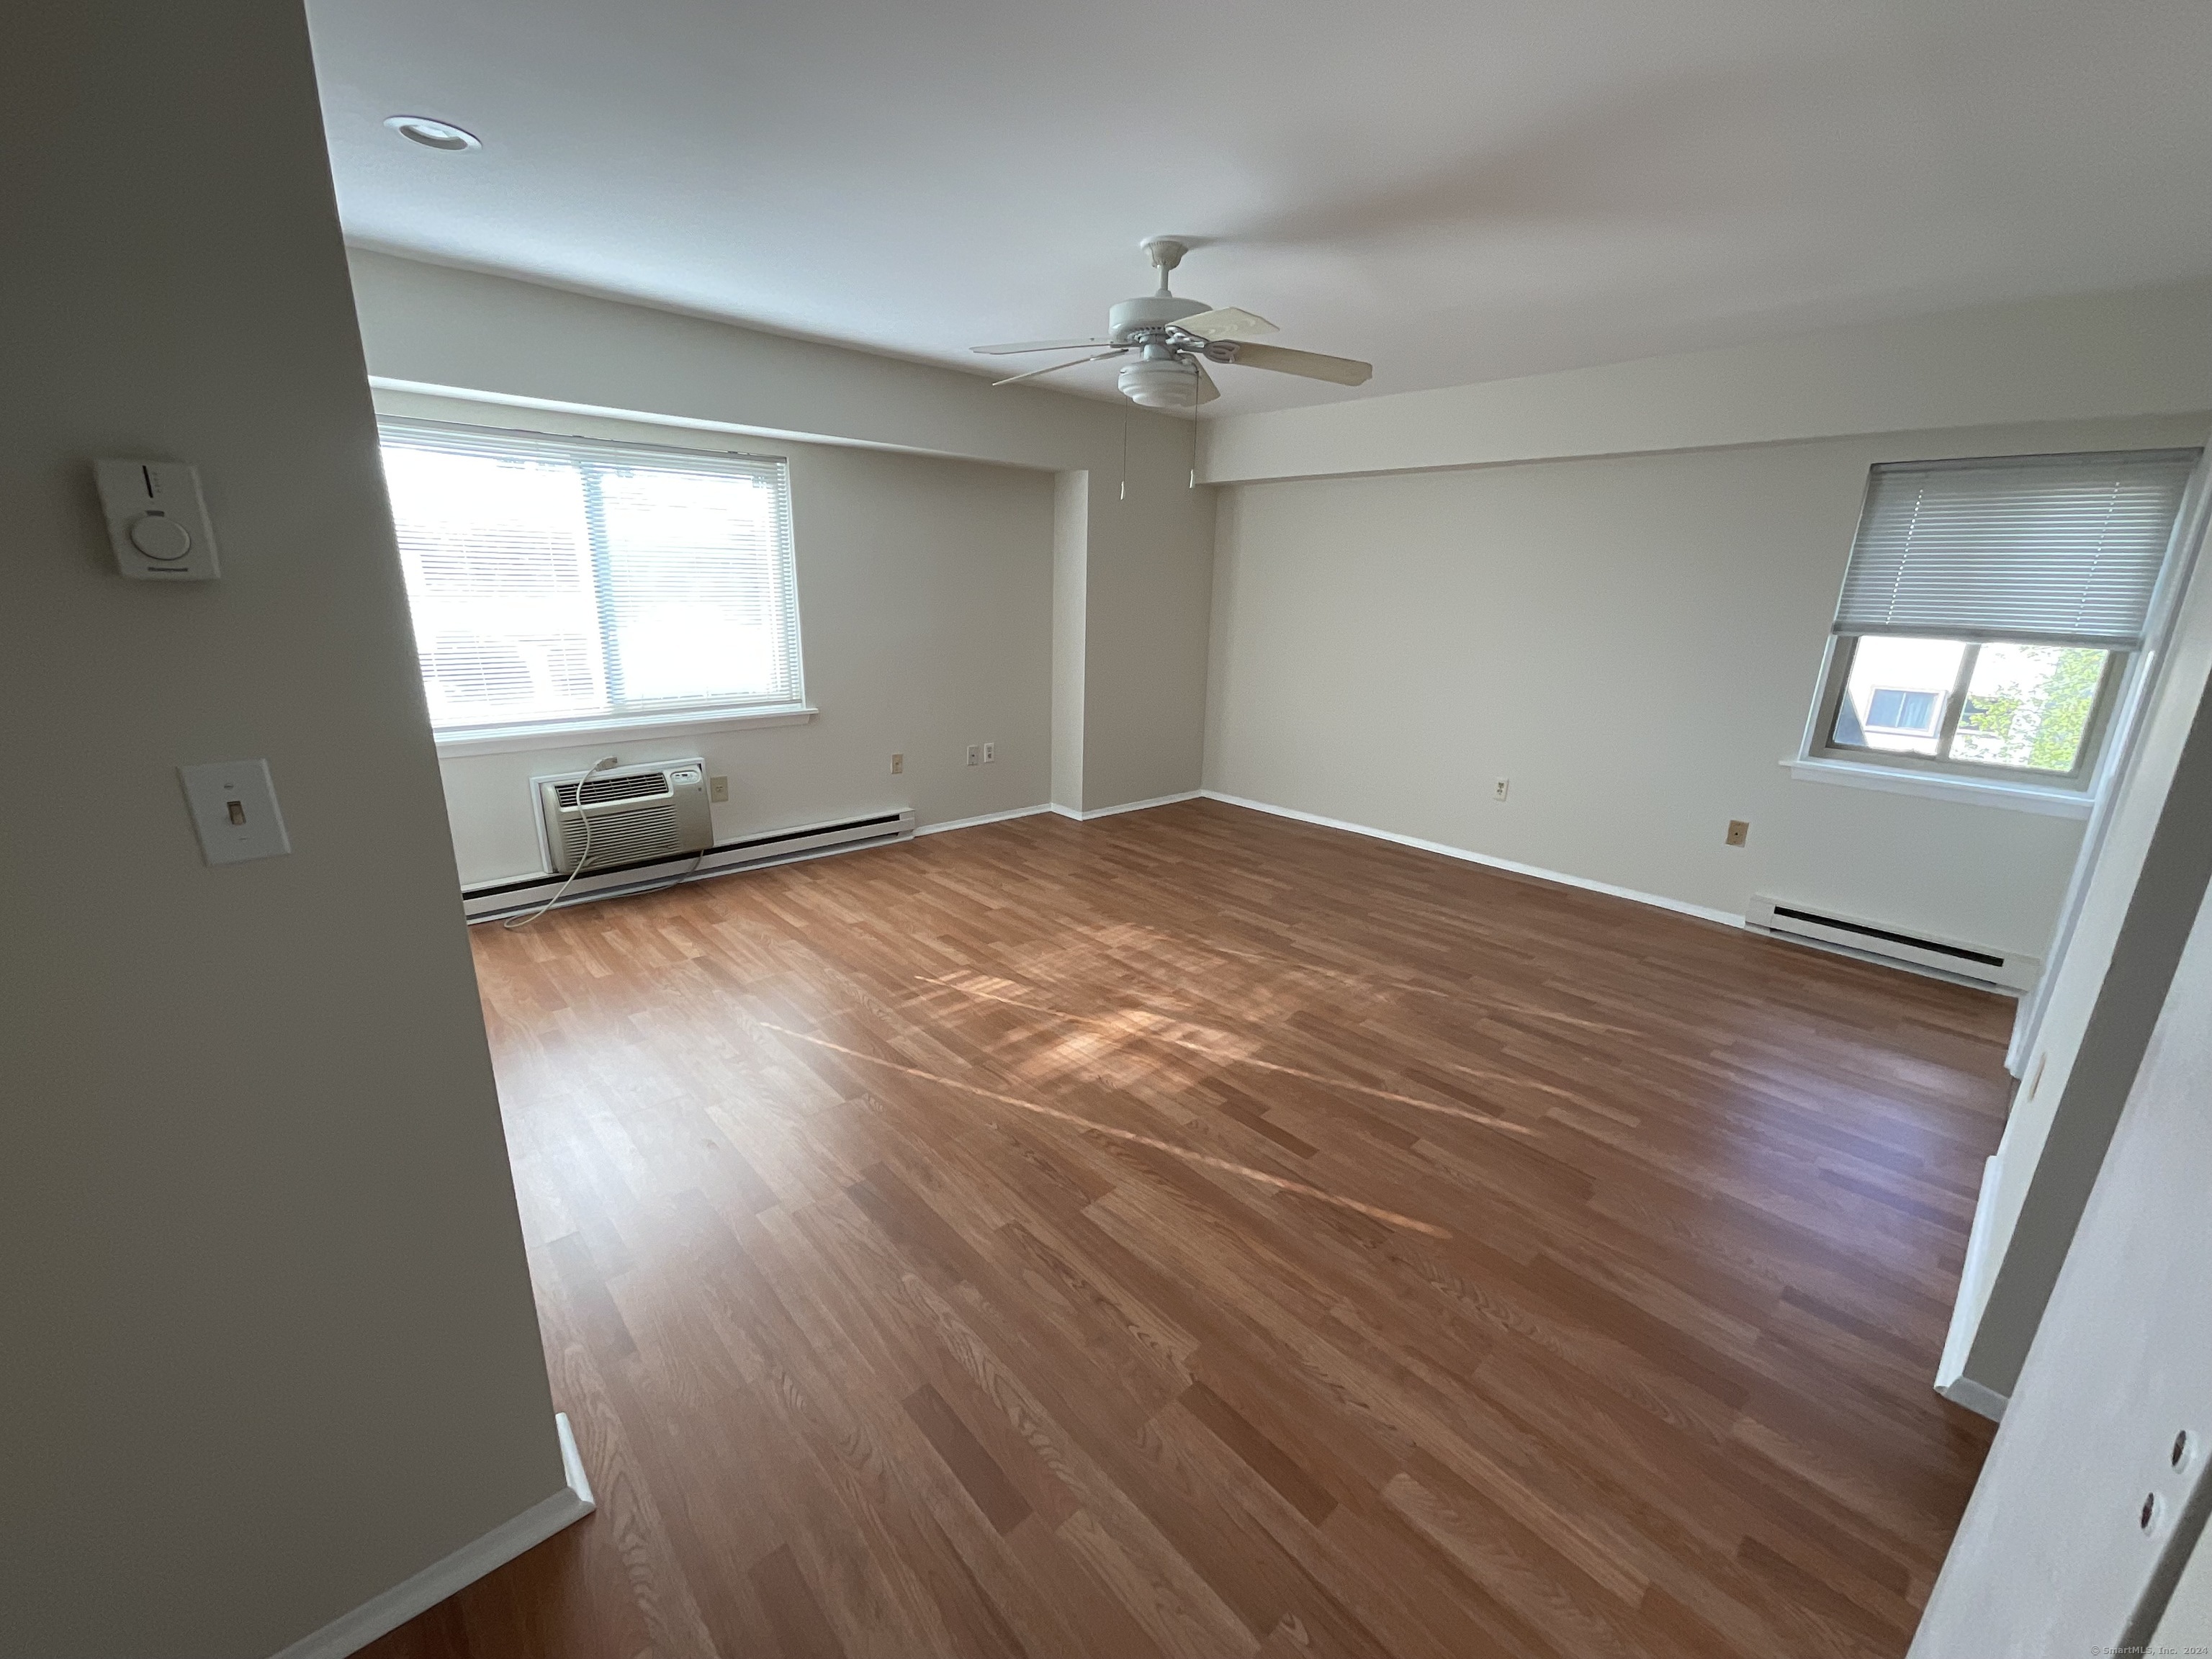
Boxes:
[1118,357,1199,410]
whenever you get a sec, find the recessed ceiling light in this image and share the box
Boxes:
[384,115,482,152]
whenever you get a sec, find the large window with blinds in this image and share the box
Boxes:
[1808,449,2200,788]
[377,420,804,736]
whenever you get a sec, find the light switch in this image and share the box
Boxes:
[179,760,291,865]
[95,459,221,580]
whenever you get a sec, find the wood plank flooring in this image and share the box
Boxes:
[361,799,2004,1659]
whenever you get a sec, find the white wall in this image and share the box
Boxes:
[1205,414,2209,948]
[1201,278,2212,485]
[2,5,564,1655]
[1910,869,2212,1655]
[1941,490,2212,1402]
[349,251,1215,816]
[380,393,1056,885]
[1998,502,2212,1205]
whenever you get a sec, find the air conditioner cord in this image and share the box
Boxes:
[502,755,620,930]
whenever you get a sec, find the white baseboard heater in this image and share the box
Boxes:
[1746,893,2041,993]
[463,806,917,924]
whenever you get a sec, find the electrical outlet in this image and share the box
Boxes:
[709,775,729,803]
[890,752,904,775]
[965,745,980,768]
[1493,777,1510,801]
[981,742,995,764]
[1725,819,1750,847]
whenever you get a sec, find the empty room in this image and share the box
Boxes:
[9,1,2212,1656]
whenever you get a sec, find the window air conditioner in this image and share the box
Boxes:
[534,758,712,876]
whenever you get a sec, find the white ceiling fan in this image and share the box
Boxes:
[972,237,1372,410]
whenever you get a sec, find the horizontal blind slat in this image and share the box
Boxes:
[1833,449,2198,647]
[378,418,802,732]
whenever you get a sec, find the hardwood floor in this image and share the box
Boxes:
[361,799,2004,1659]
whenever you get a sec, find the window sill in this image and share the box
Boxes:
[434,704,817,758]
[1783,757,2094,819]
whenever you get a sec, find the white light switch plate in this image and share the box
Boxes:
[179,760,291,865]
[95,459,221,580]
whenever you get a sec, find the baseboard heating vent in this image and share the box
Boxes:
[464,806,917,923]
[1747,894,2040,992]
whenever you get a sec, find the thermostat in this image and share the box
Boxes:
[95,459,221,580]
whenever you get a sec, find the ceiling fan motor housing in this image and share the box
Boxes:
[1108,293,1208,343]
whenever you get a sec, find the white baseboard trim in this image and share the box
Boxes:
[1199,791,1745,929]
[1938,1374,2010,1422]
[269,1413,596,1659]
[915,804,1054,837]
[1052,790,1205,822]
[1933,1154,2010,1425]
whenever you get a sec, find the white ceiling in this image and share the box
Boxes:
[307,0,2212,415]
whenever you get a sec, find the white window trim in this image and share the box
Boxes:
[434,703,816,759]
[1781,755,2094,819]
[1789,447,2210,820]
[1791,631,2130,811]
[382,415,807,746]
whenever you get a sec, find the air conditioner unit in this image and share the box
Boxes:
[534,758,712,876]
[1746,893,2041,992]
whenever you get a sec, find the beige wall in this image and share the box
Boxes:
[1,4,564,1656]
[1201,277,2212,485]
[349,252,1215,817]
[379,394,1056,885]
[1082,413,1214,809]
[1205,414,2209,952]
[1052,471,1091,809]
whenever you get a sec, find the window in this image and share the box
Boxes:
[1866,687,1941,736]
[1808,449,2199,790]
[377,420,804,735]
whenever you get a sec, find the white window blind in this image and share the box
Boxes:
[1833,449,2199,648]
[377,420,802,732]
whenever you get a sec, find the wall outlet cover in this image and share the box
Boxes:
[709,775,729,802]
[179,760,291,864]
[1726,819,1750,847]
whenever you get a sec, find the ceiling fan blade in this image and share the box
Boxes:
[1174,307,1276,343]
[1192,360,1220,405]
[1226,341,1372,387]
[971,336,1112,356]
[992,349,1126,387]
